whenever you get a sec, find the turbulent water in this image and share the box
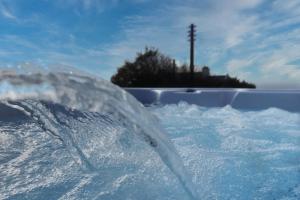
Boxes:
[150,103,300,199]
[1,68,300,200]
[0,69,197,200]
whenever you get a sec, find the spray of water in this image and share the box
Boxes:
[0,68,199,199]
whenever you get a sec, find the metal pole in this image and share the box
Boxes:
[188,24,196,84]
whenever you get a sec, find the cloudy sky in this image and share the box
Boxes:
[0,0,300,88]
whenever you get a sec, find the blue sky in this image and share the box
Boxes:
[0,0,300,88]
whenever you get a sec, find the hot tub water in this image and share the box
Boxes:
[0,68,299,200]
[150,102,300,199]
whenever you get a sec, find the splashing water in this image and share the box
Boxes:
[1,67,299,200]
[150,102,300,199]
[0,68,198,200]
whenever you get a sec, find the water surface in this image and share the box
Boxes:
[150,102,300,199]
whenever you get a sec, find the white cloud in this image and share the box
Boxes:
[272,0,300,15]
[224,16,259,48]
[0,1,16,20]
[260,45,300,81]
[225,57,256,81]
[55,0,116,12]
[102,0,265,70]
[0,0,299,88]
[56,0,145,12]
[227,58,254,73]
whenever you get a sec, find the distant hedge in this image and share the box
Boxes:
[111,48,256,88]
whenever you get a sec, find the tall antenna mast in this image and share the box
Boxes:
[188,24,196,79]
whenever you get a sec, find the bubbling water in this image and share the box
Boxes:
[0,68,198,200]
[150,102,300,199]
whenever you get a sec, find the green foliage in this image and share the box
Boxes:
[111,48,256,88]
[111,47,176,87]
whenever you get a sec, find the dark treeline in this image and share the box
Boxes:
[111,48,256,88]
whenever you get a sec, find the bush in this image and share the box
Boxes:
[111,47,256,88]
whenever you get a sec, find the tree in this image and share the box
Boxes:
[111,47,176,87]
[111,47,256,88]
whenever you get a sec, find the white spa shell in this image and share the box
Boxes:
[126,88,300,112]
